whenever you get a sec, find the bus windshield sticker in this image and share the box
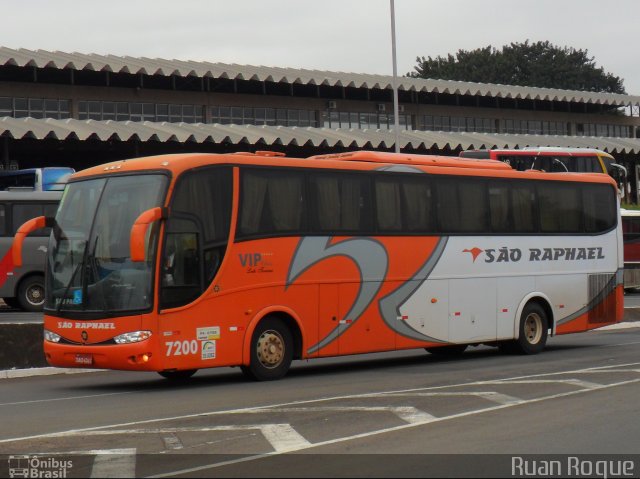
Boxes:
[72,290,82,305]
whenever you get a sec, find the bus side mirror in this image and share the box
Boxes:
[611,163,628,199]
[130,207,166,262]
[13,216,55,267]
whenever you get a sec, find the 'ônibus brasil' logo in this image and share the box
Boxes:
[464,246,605,263]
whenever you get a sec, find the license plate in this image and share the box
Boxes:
[74,354,93,365]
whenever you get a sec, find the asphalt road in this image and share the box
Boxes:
[0,325,639,478]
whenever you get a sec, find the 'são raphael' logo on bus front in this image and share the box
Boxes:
[463,246,605,264]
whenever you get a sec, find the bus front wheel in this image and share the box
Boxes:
[242,317,293,381]
[17,275,45,312]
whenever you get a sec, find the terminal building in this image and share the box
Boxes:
[2,46,640,199]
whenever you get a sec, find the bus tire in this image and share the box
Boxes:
[242,317,293,381]
[512,302,548,355]
[425,344,468,356]
[17,275,45,312]
[158,369,197,381]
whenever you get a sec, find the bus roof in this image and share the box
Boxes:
[69,151,618,187]
[308,151,512,169]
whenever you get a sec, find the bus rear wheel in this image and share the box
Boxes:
[17,275,45,312]
[509,302,549,355]
[242,317,293,381]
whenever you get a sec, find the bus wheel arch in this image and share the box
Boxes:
[509,295,553,355]
[16,273,46,312]
[514,294,555,339]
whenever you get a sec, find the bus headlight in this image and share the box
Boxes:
[44,329,61,343]
[114,331,152,344]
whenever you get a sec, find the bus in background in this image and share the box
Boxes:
[620,208,640,290]
[0,167,74,191]
[0,191,60,311]
[14,151,623,380]
[460,147,627,196]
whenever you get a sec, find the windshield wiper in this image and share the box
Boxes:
[86,235,108,311]
[55,240,88,314]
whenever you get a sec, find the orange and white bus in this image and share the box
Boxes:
[14,151,623,380]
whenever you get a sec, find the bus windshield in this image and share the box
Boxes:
[46,174,168,314]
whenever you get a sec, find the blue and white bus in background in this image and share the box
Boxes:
[0,167,74,192]
[0,168,72,311]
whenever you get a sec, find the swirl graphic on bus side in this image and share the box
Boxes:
[378,236,449,343]
[286,236,388,355]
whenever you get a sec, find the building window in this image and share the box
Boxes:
[0,97,70,120]
[78,101,203,123]
[212,106,318,127]
[323,110,411,130]
[421,115,495,133]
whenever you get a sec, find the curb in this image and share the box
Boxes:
[0,323,47,369]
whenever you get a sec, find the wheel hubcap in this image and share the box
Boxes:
[27,285,45,306]
[256,330,285,369]
[524,313,543,344]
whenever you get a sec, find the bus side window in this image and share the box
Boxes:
[12,203,45,235]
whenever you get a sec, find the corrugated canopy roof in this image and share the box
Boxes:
[2,116,640,155]
[1,46,639,107]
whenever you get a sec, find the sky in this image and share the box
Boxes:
[4,0,640,94]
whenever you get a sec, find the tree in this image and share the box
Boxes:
[409,41,626,94]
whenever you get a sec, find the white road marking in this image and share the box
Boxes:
[36,425,311,454]
[566,369,640,374]
[32,447,138,476]
[89,448,137,478]
[0,391,136,407]
[476,379,603,390]
[233,406,436,425]
[147,377,640,478]
[380,391,524,406]
[258,424,311,452]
